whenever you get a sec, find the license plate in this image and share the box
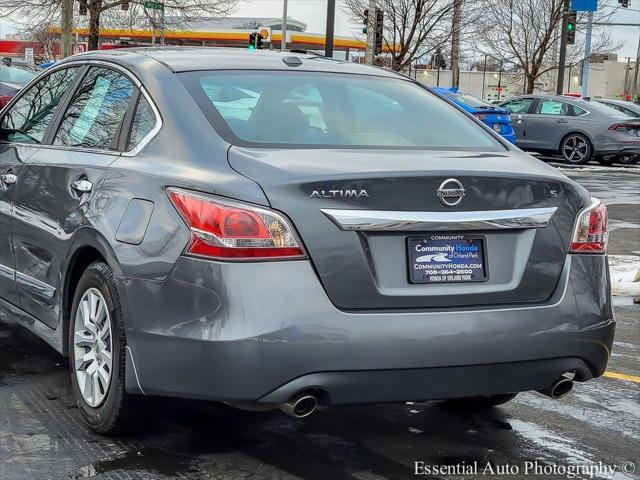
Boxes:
[407,235,488,284]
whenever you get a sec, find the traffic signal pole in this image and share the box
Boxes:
[325,0,336,57]
[281,0,288,52]
[580,11,594,98]
[556,0,571,95]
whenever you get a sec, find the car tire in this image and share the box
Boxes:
[560,133,592,165]
[618,154,639,165]
[69,261,146,435]
[444,393,518,410]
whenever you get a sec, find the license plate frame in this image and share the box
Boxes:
[407,234,488,284]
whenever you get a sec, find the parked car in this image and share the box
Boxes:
[433,87,516,143]
[595,98,640,118]
[0,48,613,434]
[500,94,640,165]
[0,59,39,109]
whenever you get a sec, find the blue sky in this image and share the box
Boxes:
[1,0,638,60]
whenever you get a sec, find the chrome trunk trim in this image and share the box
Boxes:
[321,207,557,231]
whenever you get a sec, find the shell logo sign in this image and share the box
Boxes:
[259,27,271,42]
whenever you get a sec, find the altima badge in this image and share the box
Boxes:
[310,189,369,199]
[436,179,465,206]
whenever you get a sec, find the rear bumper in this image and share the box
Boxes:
[119,254,614,404]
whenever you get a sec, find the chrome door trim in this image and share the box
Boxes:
[321,207,558,232]
[15,271,56,302]
[0,263,14,282]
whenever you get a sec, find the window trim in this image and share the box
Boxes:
[0,59,161,156]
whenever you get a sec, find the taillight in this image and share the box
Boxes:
[569,198,608,253]
[0,95,12,109]
[167,188,305,260]
[608,123,636,132]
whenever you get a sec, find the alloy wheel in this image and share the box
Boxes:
[562,135,589,163]
[73,288,113,408]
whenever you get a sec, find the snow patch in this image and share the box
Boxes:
[609,255,640,298]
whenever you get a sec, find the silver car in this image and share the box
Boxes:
[500,94,640,165]
[0,49,614,434]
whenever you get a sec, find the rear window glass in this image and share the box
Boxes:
[181,71,503,150]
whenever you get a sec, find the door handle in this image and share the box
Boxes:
[70,179,93,194]
[556,119,569,124]
[1,173,17,185]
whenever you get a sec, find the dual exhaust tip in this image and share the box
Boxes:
[235,377,573,418]
[537,375,574,400]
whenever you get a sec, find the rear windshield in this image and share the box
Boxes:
[180,71,505,150]
[447,92,494,109]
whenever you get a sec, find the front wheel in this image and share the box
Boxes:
[561,134,592,164]
[69,261,145,434]
[444,393,518,410]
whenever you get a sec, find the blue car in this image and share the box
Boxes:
[433,87,516,144]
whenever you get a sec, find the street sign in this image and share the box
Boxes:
[571,0,598,11]
[24,48,34,64]
[74,42,88,54]
[143,1,164,10]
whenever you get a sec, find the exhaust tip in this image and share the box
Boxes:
[279,393,319,418]
[537,376,574,399]
[550,377,574,399]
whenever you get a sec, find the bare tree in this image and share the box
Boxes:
[1,0,239,51]
[473,0,620,93]
[343,0,455,72]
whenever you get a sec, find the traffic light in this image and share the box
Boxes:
[566,10,577,45]
[362,9,368,34]
[79,0,88,15]
[248,32,264,50]
[374,9,384,54]
[618,0,630,7]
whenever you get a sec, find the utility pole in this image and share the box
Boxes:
[450,0,462,88]
[281,0,288,52]
[580,11,594,98]
[556,0,571,95]
[633,34,640,102]
[481,54,487,100]
[60,0,74,58]
[364,0,376,64]
[325,0,335,57]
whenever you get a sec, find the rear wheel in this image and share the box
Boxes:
[69,261,145,434]
[560,133,592,164]
[618,154,639,165]
[444,393,518,410]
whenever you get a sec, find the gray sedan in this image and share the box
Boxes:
[500,94,640,164]
[0,48,614,434]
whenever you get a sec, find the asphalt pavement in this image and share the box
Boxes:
[0,161,638,480]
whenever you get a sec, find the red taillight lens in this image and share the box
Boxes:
[0,95,13,109]
[608,123,635,132]
[167,188,305,260]
[569,199,608,253]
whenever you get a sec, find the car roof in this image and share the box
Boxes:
[60,46,402,78]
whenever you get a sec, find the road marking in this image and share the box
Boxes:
[603,371,640,383]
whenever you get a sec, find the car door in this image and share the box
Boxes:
[524,98,573,151]
[0,65,83,309]
[501,98,535,149]
[11,65,137,328]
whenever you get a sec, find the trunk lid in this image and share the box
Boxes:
[228,147,588,310]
